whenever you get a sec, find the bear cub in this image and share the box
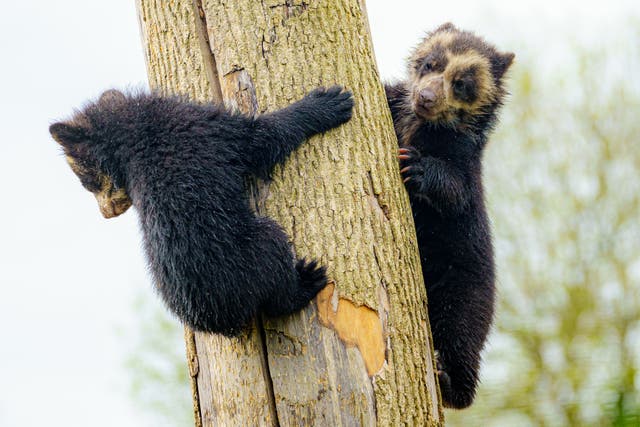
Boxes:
[50,86,354,335]
[385,23,514,408]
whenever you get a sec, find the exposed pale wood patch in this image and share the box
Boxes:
[316,283,385,376]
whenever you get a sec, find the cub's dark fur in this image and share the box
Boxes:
[385,23,514,408]
[50,86,354,335]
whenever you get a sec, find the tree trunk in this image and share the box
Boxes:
[136,1,443,425]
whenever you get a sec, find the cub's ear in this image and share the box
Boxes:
[99,89,126,104]
[435,22,458,33]
[49,122,86,146]
[494,52,515,79]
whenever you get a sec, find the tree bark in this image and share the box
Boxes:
[136,1,443,425]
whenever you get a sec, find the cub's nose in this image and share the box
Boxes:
[419,88,437,107]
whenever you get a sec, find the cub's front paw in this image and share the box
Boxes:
[398,146,428,193]
[304,86,354,132]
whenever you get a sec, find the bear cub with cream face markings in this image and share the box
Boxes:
[385,23,514,408]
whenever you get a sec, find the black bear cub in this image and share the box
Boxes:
[385,23,514,408]
[50,86,354,335]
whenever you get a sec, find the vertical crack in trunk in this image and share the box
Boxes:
[192,0,224,103]
[258,317,282,426]
[184,328,203,427]
[191,0,281,424]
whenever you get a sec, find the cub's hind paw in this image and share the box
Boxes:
[295,258,328,294]
[436,354,476,409]
[262,259,328,318]
[291,258,328,310]
[435,355,456,407]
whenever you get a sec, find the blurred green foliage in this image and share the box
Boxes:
[126,19,640,427]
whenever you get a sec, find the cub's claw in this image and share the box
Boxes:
[398,146,420,166]
[398,147,422,184]
[400,166,414,183]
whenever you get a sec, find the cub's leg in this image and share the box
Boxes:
[248,217,328,318]
[245,86,354,179]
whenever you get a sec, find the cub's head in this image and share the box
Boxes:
[407,23,514,129]
[50,90,132,218]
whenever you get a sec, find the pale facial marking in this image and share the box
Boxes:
[410,32,457,68]
[65,155,82,174]
[444,51,495,112]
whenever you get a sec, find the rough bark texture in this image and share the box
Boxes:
[136,1,443,425]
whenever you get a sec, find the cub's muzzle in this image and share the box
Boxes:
[95,187,132,218]
[419,88,437,108]
[413,76,445,118]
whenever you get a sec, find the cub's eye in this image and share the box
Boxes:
[416,61,434,74]
[451,79,467,97]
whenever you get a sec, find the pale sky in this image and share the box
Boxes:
[0,1,637,426]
